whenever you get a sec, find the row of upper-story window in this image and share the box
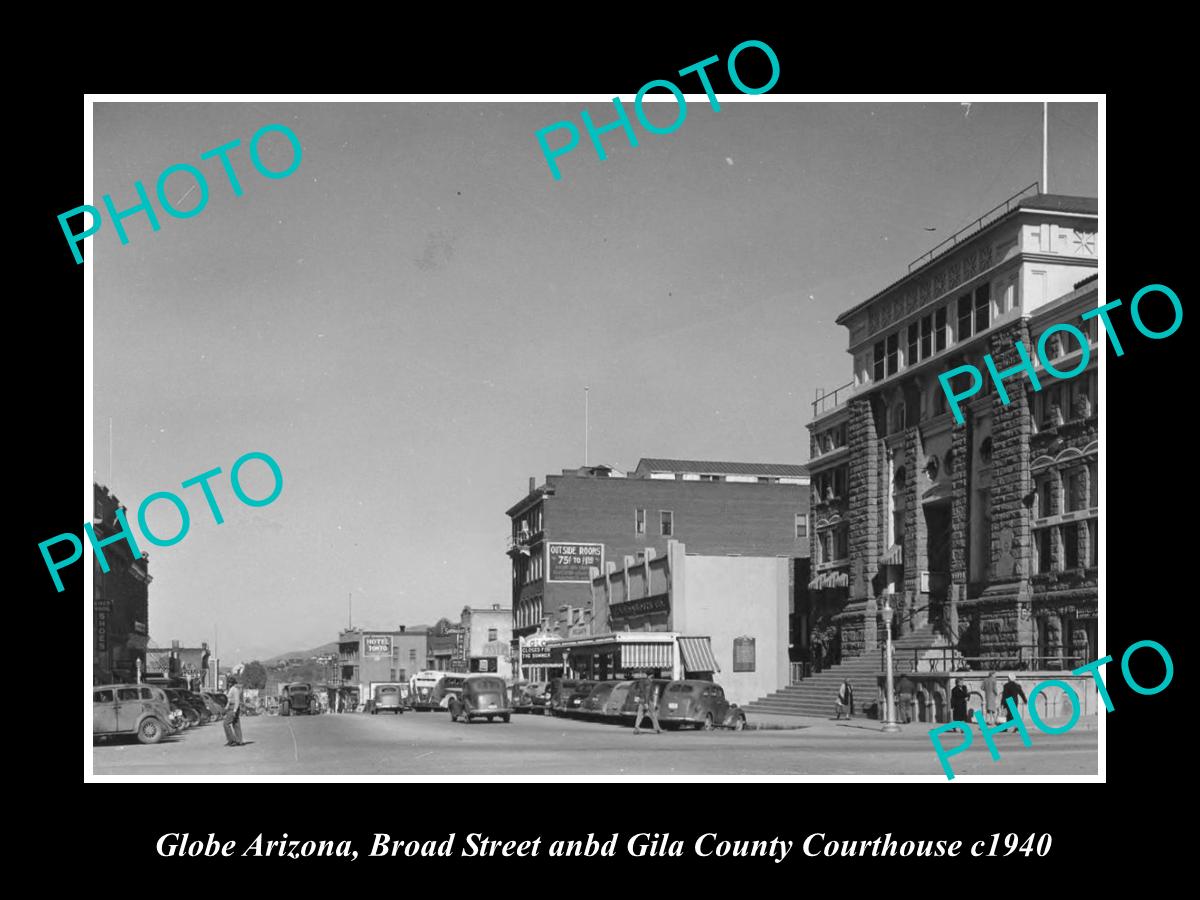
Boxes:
[1033,517,1098,573]
[812,422,848,457]
[859,278,1029,385]
[814,523,849,564]
[513,552,546,584]
[811,466,848,503]
[877,330,1097,434]
[1034,458,1098,519]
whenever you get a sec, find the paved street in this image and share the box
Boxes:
[92,711,1097,777]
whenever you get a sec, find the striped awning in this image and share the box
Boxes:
[880,544,904,566]
[808,576,821,589]
[620,642,673,670]
[679,636,721,674]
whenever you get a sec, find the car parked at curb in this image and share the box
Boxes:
[561,681,598,717]
[93,684,174,744]
[201,691,227,718]
[602,682,635,718]
[448,675,511,723]
[545,678,579,716]
[618,678,673,721]
[657,680,746,731]
[580,682,618,716]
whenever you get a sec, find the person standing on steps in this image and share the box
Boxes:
[834,678,854,720]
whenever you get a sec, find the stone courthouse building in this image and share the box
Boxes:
[802,188,1098,706]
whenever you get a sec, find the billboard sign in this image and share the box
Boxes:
[547,542,604,583]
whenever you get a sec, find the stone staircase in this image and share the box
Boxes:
[744,624,955,719]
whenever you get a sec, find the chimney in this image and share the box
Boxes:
[529,476,536,494]
[399,625,406,633]
[171,639,180,649]
[492,603,500,610]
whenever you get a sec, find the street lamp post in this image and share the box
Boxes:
[881,595,901,733]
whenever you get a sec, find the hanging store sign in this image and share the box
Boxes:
[547,542,604,583]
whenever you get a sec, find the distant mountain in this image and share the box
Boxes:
[260,641,340,666]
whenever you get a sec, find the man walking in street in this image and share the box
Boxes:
[1001,674,1028,731]
[834,678,854,720]
[982,671,999,726]
[633,680,662,735]
[223,677,244,747]
[951,678,971,731]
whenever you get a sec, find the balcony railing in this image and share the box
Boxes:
[812,382,853,419]
[907,181,1040,272]
[882,644,1088,674]
[506,528,543,553]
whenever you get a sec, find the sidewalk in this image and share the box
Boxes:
[745,713,884,733]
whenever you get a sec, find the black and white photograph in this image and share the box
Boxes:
[75,93,1110,784]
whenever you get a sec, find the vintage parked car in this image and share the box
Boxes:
[618,678,674,720]
[580,682,618,716]
[658,680,746,731]
[448,675,511,723]
[561,681,598,716]
[512,681,549,714]
[201,691,228,718]
[602,682,635,718]
[372,684,407,714]
[177,690,213,724]
[160,688,199,728]
[93,684,174,744]
[279,682,319,716]
[546,678,582,716]
[509,681,533,712]
[526,682,551,714]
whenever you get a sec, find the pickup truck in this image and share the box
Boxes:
[279,682,319,716]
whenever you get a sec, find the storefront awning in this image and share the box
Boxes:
[678,636,720,674]
[808,576,821,589]
[620,642,673,670]
[880,544,904,567]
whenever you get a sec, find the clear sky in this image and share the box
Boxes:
[92,100,1097,662]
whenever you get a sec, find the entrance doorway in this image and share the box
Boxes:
[924,501,952,612]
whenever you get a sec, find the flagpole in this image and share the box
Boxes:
[1042,101,1049,193]
[584,386,590,466]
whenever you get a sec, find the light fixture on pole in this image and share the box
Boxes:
[881,595,901,733]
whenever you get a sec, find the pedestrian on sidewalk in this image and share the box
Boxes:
[633,680,662,735]
[222,677,244,747]
[834,678,854,720]
[1001,674,1027,730]
[982,671,999,726]
[950,678,970,731]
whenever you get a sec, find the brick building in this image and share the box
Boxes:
[337,626,428,700]
[796,189,1098,718]
[93,484,152,684]
[506,459,811,651]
